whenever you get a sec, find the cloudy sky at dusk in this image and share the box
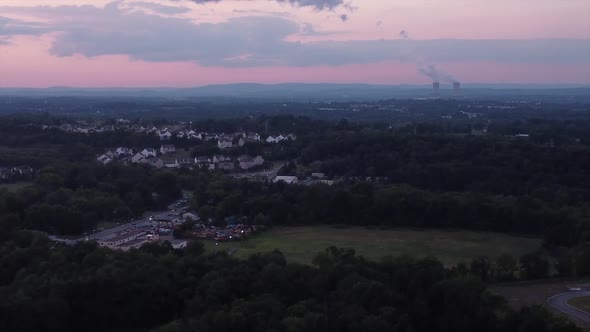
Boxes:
[0,0,588,87]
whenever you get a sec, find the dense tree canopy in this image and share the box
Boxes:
[0,224,580,332]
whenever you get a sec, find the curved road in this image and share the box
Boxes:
[547,291,590,323]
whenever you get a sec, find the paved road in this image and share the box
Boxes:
[547,291,590,323]
[50,198,189,243]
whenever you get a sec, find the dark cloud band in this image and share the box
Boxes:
[189,0,349,11]
[1,4,588,69]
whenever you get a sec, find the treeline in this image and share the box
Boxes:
[0,226,580,332]
[190,174,586,248]
[301,131,590,206]
[0,162,183,234]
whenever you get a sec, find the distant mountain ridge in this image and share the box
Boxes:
[0,83,588,101]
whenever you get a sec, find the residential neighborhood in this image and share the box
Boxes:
[90,122,297,174]
[44,119,295,145]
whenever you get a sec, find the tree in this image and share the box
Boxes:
[495,254,518,281]
[575,243,590,276]
[184,240,205,257]
[520,252,550,280]
[470,256,492,282]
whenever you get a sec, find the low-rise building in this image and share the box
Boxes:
[115,147,133,158]
[178,158,193,167]
[165,160,179,168]
[141,148,157,158]
[97,153,113,165]
[160,144,176,154]
[217,160,235,171]
[98,230,147,249]
[273,176,299,184]
[159,131,172,140]
[132,152,147,164]
[213,155,231,163]
[195,156,212,164]
[246,132,261,142]
[238,155,264,170]
[218,137,234,149]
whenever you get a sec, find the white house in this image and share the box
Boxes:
[115,147,133,158]
[97,154,113,165]
[178,158,193,167]
[218,137,234,149]
[132,152,147,164]
[195,162,215,170]
[194,156,212,164]
[246,132,261,142]
[141,148,157,158]
[213,155,231,163]
[266,136,277,143]
[273,176,299,184]
[159,131,172,140]
[165,160,179,168]
[160,144,176,154]
[187,130,201,140]
[217,160,235,171]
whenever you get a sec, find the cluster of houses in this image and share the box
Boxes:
[273,173,335,186]
[97,144,265,172]
[45,119,296,145]
[194,155,265,171]
[0,165,34,182]
[43,123,118,134]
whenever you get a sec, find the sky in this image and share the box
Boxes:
[0,0,588,87]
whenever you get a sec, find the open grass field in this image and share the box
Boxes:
[569,297,590,313]
[202,226,541,266]
[0,181,33,192]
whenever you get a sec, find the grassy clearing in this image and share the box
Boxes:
[202,226,541,266]
[569,297,590,313]
[0,182,33,192]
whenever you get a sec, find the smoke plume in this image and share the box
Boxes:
[418,64,458,83]
[399,29,459,83]
[418,64,439,82]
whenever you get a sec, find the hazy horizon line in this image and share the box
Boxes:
[1,82,589,90]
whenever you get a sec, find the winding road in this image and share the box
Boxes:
[547,291,590,323]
